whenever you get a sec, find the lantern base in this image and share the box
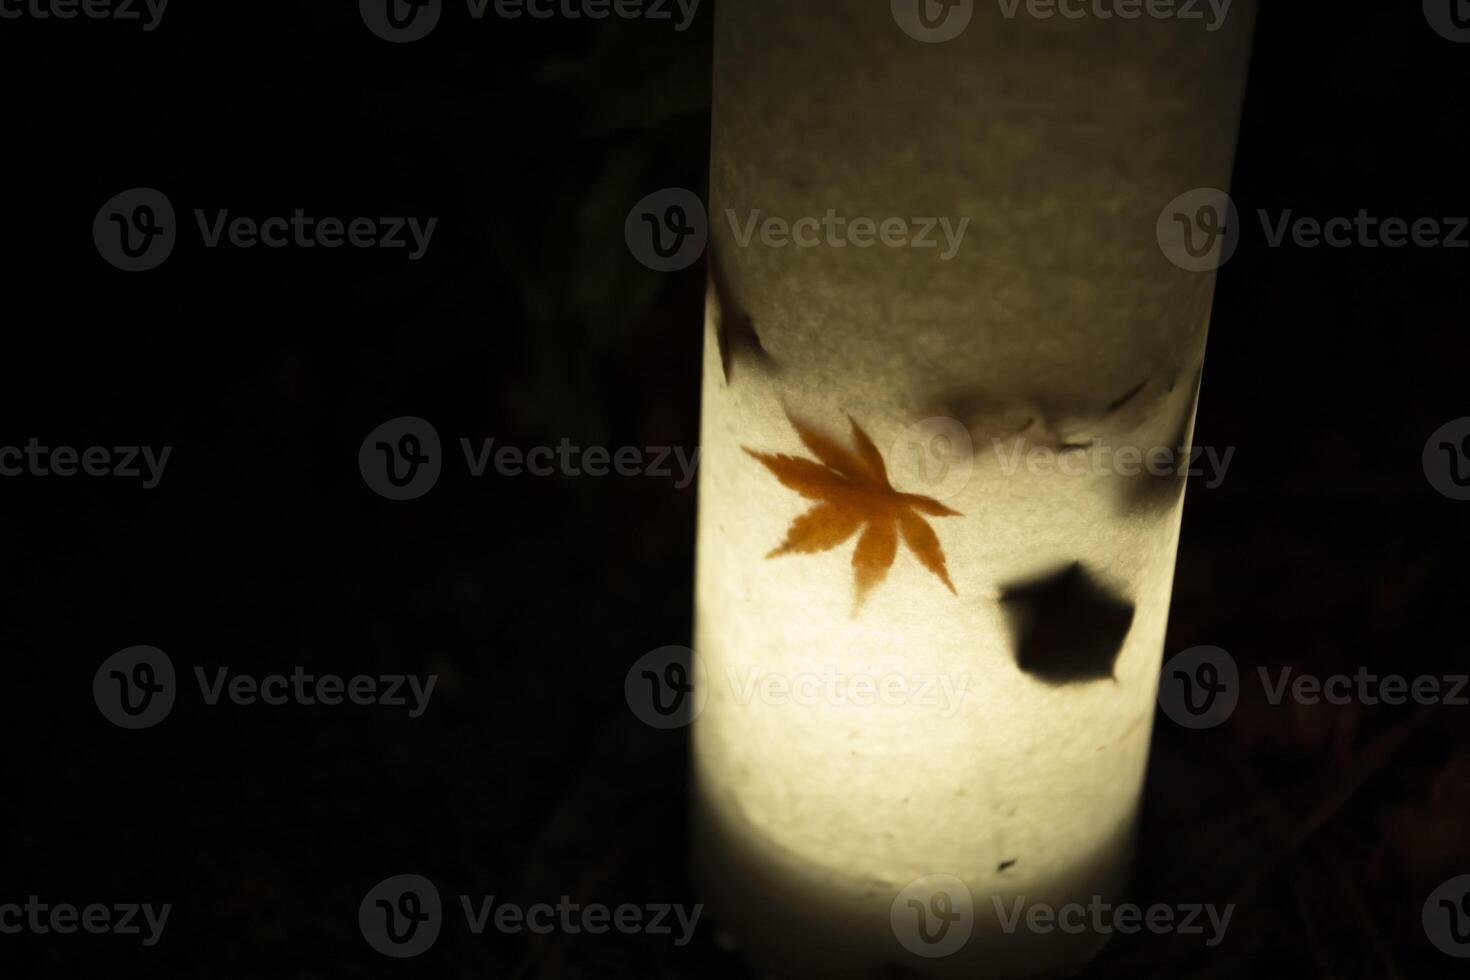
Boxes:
[691,781,1136,979]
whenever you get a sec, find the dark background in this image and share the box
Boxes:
[1,2,1467,977]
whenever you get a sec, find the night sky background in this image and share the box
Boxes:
[1,2,1467,977]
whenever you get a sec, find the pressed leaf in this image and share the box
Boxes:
[791,414,870,482]
[902,493,963,518]
[897,510,956,594]
[852,520,898,604]
[848,415,889,485]
[770,503,864,557]
[743,450,849,500]
[746,411,963,609]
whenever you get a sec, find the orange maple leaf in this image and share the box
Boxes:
[746,412,962,608]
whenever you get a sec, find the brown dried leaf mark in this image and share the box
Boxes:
[746,412,962,609]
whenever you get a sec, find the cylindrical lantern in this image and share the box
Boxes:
[691,4,1255,978]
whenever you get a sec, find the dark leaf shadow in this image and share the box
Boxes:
[708,243,776,384]
[999,562,1135,685]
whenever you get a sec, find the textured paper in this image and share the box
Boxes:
[692,4,1255,976]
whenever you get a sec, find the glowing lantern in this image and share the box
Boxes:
[690,3,1256,977]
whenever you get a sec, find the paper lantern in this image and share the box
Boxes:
[690,3,1255,977]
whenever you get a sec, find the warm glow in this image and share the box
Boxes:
[691,2,1255,977]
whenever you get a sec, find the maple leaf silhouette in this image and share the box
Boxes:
[746,412,962,609]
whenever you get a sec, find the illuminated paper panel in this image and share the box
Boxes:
[692,4,1255,976]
